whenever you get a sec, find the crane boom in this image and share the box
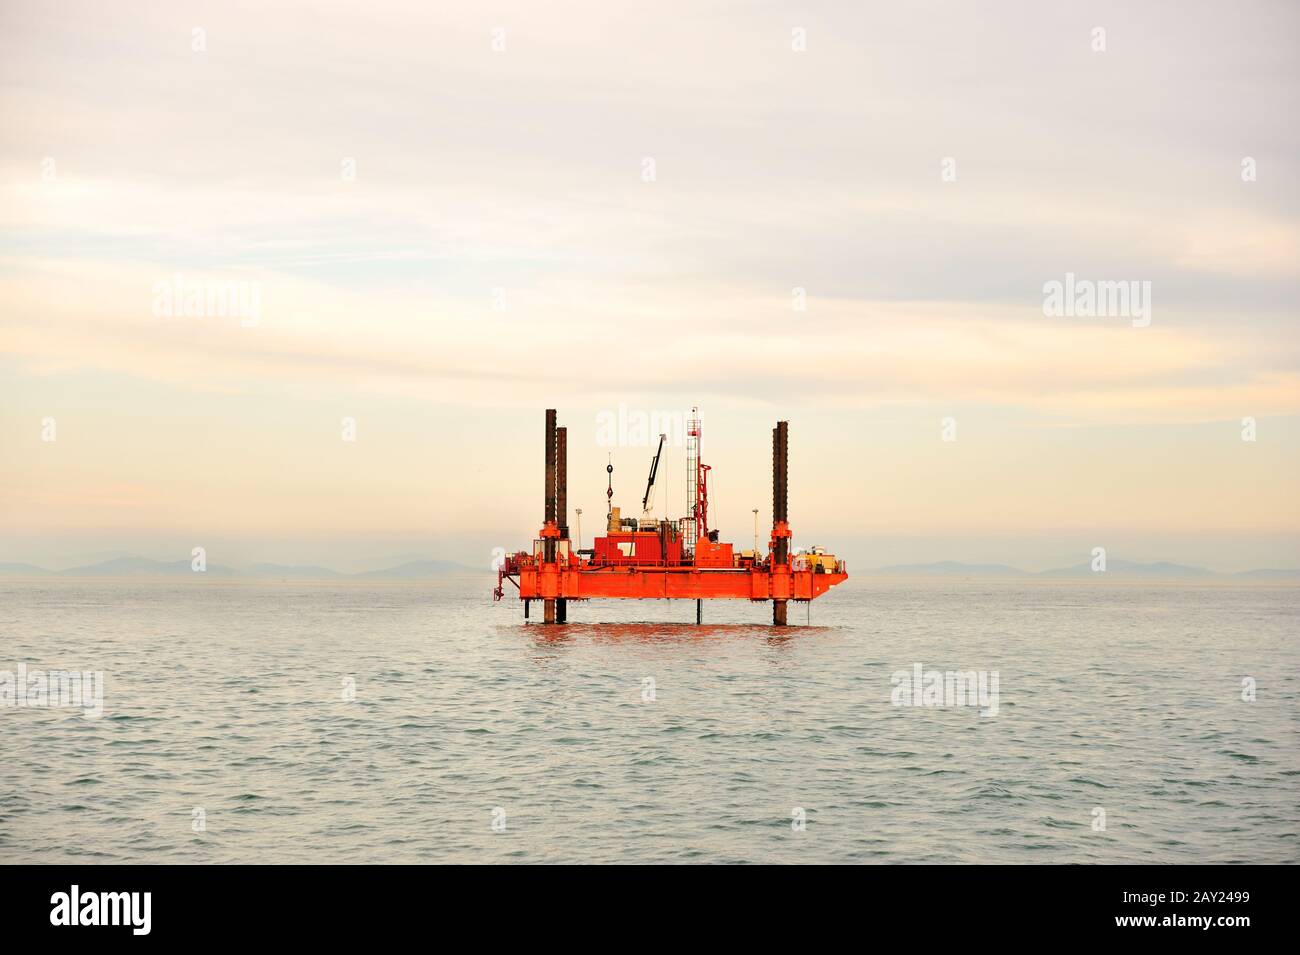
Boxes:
[641,433,667,515]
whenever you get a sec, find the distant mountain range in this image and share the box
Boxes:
[869,559,1300,580]
[1,555,1294,581]
[0,556,482,580]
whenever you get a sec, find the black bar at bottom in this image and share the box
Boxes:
[0,865,1283,943]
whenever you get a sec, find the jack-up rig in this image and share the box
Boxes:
[494,409,847,625]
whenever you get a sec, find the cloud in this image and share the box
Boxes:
[3,253,1296,425]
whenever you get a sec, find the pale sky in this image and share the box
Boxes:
[2,0,1298,572]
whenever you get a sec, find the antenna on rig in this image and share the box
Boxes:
[605,454,614,520]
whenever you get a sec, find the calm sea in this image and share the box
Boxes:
[1,577,1296,864]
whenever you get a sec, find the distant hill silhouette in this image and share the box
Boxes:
[866,560,1297,580]
[0,554,481,579]
[0,555,1291,581]
[56,556,236,577]
[1034,559,1215,578]
[0,562,56,576]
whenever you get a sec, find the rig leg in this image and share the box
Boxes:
[696,599,702,625]
[773,599,788,626]
[524,599,529,620]
[544,599,556,624]
[557,598,567,623]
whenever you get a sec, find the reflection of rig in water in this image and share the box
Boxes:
[495,409,847,625]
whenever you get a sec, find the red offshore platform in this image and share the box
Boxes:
[495,408,847,625]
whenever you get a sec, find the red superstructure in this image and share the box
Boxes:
[494,408,847,625]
